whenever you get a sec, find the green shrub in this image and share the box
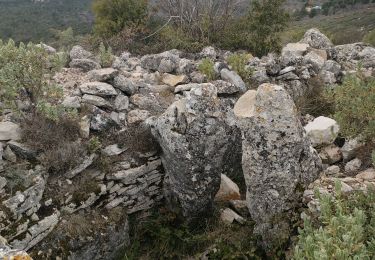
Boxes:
[123,208,264,259]
[296,76,335,117]
[50,27,77,51]
[92,0,148,37]
[329,73,375,140]
[197,58,216,81]
[227,53,253,84]
[88,136,102,154]
[293,183,375,259]
[0,39,66,113]
[247,0,290,56]
[0,40,48,108]
[98,42,114,67]
[372,150,375,166]
[363,30,375,46]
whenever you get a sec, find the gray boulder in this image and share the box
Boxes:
[79,82,117,97]
[0,122,21,141]
[87,68,119,82]
[113,75,137,95]
[70,45,93,60]
[69,59,101,72]
[82,94,113,109]
[141,51,180,73]
[234,84,322,252]
[220,69,246,92]
[299,28,333,49]
[149,84,238,218]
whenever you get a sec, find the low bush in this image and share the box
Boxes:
[197,58,216,81]
[40,141,86,174]
[227,53,253,84]
[329,73,375,141]
[113,123,159,154]
[21,112,81,151]
[293,182,375,259]
[123,207,264,259]
[98,42,114,67]
[296,76,335,117]
[363,30,375,46]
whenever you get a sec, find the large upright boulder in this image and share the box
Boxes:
[299,28,333,49]
[149,84,237,218]
[234,84,322,251]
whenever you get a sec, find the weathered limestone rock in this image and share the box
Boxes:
[79,82,117,97]
[140,51,179,73]
[102,144,127,156]
[113,75,137,95]
[162,73,188,87]
[11,212,60,251]
[341,137,364,161]
[304,116,340,147]
[82,94,112,109]
[3,175,46,218]
[127,109,150,124]
[114,93,129,112]
[356,168,375,181]
[213,80,241,95]
[87,68,118,82]
[69,59,101,72]
[70,45,93,60]
[0,236,32,260]
[215,174,241,202]
[7,141,37,160]
[149,84,238,218]
[345,158,362,174]
[220,208,245,225]
[281,43,309,56]
[299,28,333,49]
[235,84,322,251]
[319,144,342,165]
[220,69,246,92]
[0,122,21,141]
[62,96,81,109]
[200,46,217,59]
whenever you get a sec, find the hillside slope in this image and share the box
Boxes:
[0,0,93,43]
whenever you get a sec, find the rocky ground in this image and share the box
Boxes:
[0,28,374,259]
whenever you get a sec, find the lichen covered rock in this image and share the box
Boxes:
[235,83,322,251]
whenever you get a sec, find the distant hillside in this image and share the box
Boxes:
[0,0,93,43]
[0,0,374,46]
[283,4,375,45]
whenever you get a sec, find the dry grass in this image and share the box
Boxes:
[21,112,85,174]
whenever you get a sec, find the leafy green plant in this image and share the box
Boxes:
[293,182,375,259]
[227,53,253,84]
[247,0,290,56]
[0,39,67,114]
[92,0,148,37]
[98,42,114,67]
[329,73,375,140]
[88,136,102,154]
[123,208,264,259]
[363,30,375,46]
[198,58,216,81]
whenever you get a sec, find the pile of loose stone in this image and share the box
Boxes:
[0,28,374,258]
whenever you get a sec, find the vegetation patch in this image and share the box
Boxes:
[293,183,375,259]
[122,207,266,259]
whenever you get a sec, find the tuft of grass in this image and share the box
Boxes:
[293,183,375,259]
[227,53,253,85]
[198,58,216,81]
[122,207,267,260]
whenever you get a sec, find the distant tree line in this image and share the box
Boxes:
[91,0,290,57]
